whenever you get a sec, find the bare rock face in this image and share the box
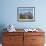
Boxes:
[20,12,33,19]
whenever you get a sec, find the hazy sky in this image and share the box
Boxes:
[18,8,33,14]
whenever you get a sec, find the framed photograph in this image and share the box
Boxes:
[17,7,35,22]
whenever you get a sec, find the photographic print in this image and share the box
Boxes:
[17,7,35,22]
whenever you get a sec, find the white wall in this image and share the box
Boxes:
[0,0,46,30]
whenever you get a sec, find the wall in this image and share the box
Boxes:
[0,0,46,30]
